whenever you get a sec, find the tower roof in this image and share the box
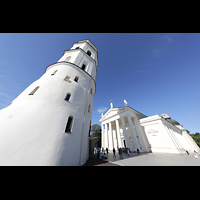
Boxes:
[78,40,97,52]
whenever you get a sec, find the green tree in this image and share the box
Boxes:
[190,132,200,147]
[90,124,101,147]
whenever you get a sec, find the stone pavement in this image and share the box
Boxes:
[104,151,200,166]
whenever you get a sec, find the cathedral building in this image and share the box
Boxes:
[0,40,98,166]
[100,101,199,154]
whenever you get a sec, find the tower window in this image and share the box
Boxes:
[74,76,79,82]
[88,105,91,113]
[87,50,91,57]
[81,64,86,71]
[29,86,39,95]
[90,88,93,94]
[65,116,73,133]
[65,93,71,101]
[51,70,58,75]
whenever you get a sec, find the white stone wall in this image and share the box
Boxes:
[140,115,199,154]
[0,40,98,166]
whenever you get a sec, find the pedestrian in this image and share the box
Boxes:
[113,148,116,158]
[99,152,102,160]
[119,147,122,158]
[194,150,198,159]
[186,150,189,155]
[119,147,123,159]
[127,148,130,156]
[106,147,108,155]
[137,148,140,154]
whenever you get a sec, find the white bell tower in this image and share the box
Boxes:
[0,40,98,166]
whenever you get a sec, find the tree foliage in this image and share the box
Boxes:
[190,132,200,147]
[90,124,101,147]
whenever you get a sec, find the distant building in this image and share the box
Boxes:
[0,40,98,166]
[100,102,199,154]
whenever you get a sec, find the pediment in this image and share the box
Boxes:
[99,107,126,122]
[99,109,118,122]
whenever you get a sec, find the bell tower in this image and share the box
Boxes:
[0,40,98,166]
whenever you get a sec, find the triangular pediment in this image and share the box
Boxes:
[99,106,147,123]
[99,107,127,122]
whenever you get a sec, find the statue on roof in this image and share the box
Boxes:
[124,99,128,106]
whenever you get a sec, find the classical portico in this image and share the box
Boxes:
[99,105,150,152]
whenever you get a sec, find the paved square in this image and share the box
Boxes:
[104,152,200,166]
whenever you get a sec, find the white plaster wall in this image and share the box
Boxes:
[58,50,97,80]
[140,115,199,154]
[71,41,97,62]
[0,40,97,166]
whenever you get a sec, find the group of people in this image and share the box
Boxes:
[99,147,140,160]
[186,150,199,159]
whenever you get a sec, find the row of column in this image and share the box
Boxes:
[101,115,141,150]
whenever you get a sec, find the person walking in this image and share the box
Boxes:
[127,148,130,156]
[113,148,116,158]
[106,147,108,155]
[194,150,198,159]
[119,147,123,159]
[137,148,140,154]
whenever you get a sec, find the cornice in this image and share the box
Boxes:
[45,61,96,94]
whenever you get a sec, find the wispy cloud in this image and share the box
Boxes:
[97,107,108,114]
[151,33,178,58]
[159,33,176,42]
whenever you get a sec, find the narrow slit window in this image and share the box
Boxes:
[65,116,73,133]
[74,76,79,82]
[81,64,86,71]
[65,93,71,101]
[88,104,91,113]
[90,88,93,94]
[51,70,58,75]
[29,86,39,95]
[87,50,91,57]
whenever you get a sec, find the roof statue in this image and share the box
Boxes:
[110,100,113,108]
[124,99,128,106]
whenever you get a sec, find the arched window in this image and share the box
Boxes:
[65,93,71,101]
[65,116,73,133]
[81,64,86,71]
[29,86,39,95]
[74,76,79,82]
[51,70,58,76]
[87,50,91,57]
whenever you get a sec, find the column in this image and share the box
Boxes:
[101,123,104,148]
[115,119,122,148]
[105,123,108,148]
[133,116,148,152]
[121,117,129,148]
[108,122,113,150]
[127,115,139,149]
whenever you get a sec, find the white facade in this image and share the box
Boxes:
[140,115,199,154]
[0,40,98,166]
[100,106,150,152]
[100,104,199,154]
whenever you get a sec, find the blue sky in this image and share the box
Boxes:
[0,33,200,134]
